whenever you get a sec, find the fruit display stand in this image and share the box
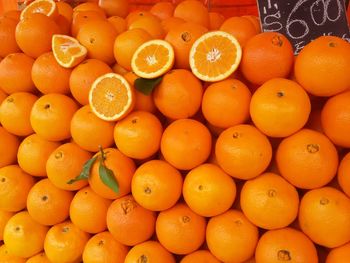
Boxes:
[1,0,350,262]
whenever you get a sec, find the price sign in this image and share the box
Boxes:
[257,0,350,54]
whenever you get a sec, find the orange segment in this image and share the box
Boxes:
[131,39,174,79]
[52,34,87,68]
[20,0,58,20]
[189,31,242,82]
[89,73,134,121]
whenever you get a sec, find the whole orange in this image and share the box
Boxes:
[294,36,350,97]
[71,10,105,37]
[106,195,156,246]
[99,0,129,17]
[0,165,34,212]
[70,186,112,234]
[156,203,206,255]
[0,53,35,94]
[131,159,183,211]
[173,0,209,28]
[0,92,37,136]
[27,178,73,225]
[215,124,272,180]
[161,118,212,170]
[0,17,21,57]
[150,2,175,20]
[128,15,164,39]
[15,13,61,58]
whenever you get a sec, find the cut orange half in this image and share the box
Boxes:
[189,31,242,82]
[20,0,58,20]
[52,34,87,68]
[89,73,135,121]
[131,39,175,79]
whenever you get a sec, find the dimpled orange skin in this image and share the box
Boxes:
[88,148,136,200]
[215,124,272,180]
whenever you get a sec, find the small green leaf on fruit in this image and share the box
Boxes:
[67,156,98,184]
[134,76,163,95]
[99,163,119,194]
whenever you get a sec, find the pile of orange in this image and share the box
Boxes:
[1,0,350,262]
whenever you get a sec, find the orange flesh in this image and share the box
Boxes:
[53,37,83,64]
[23,1,54,17]
[91,77,129,118]
[134,44,170,73]
[193,35,238,78]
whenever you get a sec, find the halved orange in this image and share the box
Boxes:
[20,0,58,20]
[89,73,134,121]
[189,31,242,82]
[52,34,87,68]
[131,39,175,79]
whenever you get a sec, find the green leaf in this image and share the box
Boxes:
[99,163,119,194]
[67,156,98,184]
[134,76,163,96]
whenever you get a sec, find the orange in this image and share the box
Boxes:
[0,17,21,57]
[98,0,129,17]
[0,210,14,240]
[82,231,129,263]
[27,178,73,226]
[294,36,350,97]
[153,69,203,119]
[20,0,58,20]
[106,195,156,246]
[0,165,34,212]
[189,31,242,82]
[71,10,105,37]
[131,159,183,211]
[71,105,115,152]
[126,10,153,27]
[0,90,6,104]
[206,209,259,263]
[156,203,206,255]
[73,2,106,17]
[112,63,128,75]
[107,16,127,34]
[161,17,185,34]
[326,242,350,263]
[46,142,92,191]
[150,2,175,20]
[2,10,21,21]
[215,124,272,180]
[0,53,35,94]
[69,58,112,105]
[321,91,350,148]
[128,15,165,39]
[202,78,251,129]
[180,250,221,263]
[0,244,26,263]
[208,12,225,30]
[0,127,19,168]
[15,13,61,58]
[161,118,212,170]
[114,28,152,70]
[165,22,207,69]
[338,152,350,197]
[44,221,90,263]
[56,1,73,23]
[30,93,79,141]
[250,78,311,137]
[89,148,136,199]
[240,173,299,230]
[299,187,350,248]
[4,211,48,258]
[55,14,71,35]
[17,134,60,177]
[89,73,134,121]
[240,32,294,85]
[131,39,174,79]
[183,163,236,217]
[220,16,257,47]
[243,15,261,33]
[114,111,163,159]
[0,92,37,136]
[77,19,118,65]
[124,241,175,263]
[26,252,51,263]
[255,227,318,263]
[123,71,157,113]
[31,52,72,94]
[173,0,209,28]
[276,129,338,189]
[52,34,87,68]
[70,186,112,234]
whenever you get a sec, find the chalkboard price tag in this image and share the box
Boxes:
[257,0,350,54]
